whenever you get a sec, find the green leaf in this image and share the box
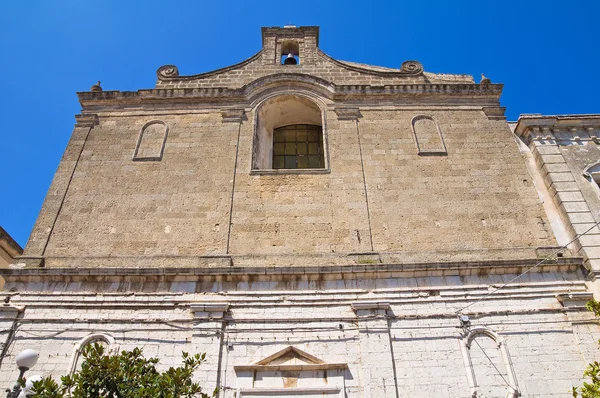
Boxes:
[31,346,214,398]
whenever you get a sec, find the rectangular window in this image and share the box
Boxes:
[272,124,324,169]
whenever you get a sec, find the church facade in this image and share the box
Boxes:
[1,26,599,397]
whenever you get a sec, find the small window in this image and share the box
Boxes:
[273,124,324,169]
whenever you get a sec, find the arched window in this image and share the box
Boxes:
[460,327,520,398]
[253,94,327,172]
[68,333,118,375]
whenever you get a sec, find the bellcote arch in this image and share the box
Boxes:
[249,82,332,175]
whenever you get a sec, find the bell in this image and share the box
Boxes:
[283,52,297,65]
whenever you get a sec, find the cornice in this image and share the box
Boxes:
[77,82,503,110]
[1,256,582,280]
[514,114,600,145]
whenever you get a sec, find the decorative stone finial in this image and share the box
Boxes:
[157,65,179,80]
[91,81,102,92]
[400,61,423,74]
[480,74,491,84]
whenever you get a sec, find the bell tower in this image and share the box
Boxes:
[261,25,319,65]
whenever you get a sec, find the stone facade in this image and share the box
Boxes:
[1,26,599,398]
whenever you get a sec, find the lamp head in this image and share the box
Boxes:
[15,349,38,370]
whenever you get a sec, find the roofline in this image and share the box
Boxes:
[0,226,23,258]
[156,51,424,82]
[514,114,600,137]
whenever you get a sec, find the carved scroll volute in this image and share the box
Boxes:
[400,60,424,74]
[157,65,180,80]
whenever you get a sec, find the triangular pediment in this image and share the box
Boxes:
[234,346,346,372]
[255,346,325,366]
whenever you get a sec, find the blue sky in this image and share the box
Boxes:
[1,0,599,247]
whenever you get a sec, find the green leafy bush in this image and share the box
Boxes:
[31,343,216,398]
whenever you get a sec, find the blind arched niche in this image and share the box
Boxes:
[68,333,118,375]
[411,115,447,155]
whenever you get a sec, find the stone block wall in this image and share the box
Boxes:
[0,268,596,398]
[21,106,556,268]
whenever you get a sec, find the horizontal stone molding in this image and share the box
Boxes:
[14,255,233,269]
[238,387,341,395]
[234,363,347,372]
[2,256,583,280]
[249,168,330,176]
[190,302,229,312]
[0,304,24,314]
[556,292,594,308]
[351,301,390,311]
[333,107,361,120]
[12,256,44,268]
[74,113,99,127]
[221,108,246,123]
[482,106,506,120]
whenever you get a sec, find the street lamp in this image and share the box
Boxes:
[5,349,38,398]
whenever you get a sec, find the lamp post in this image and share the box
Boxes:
[5,349,38,398]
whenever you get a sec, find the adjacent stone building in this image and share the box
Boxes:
[1,26,599,397]
[0,227,23,290]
